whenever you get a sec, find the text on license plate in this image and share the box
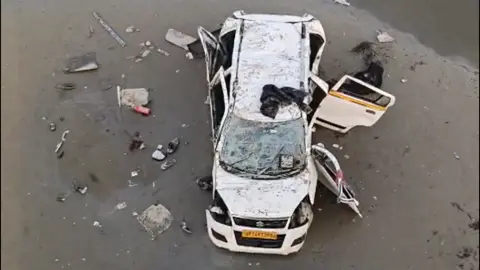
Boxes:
[241,230,278,240]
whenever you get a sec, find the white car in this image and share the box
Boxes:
[198,11,396,255]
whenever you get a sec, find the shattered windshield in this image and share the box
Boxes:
[219,114,306,179]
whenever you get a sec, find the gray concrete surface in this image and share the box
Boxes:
[1,0,479,270]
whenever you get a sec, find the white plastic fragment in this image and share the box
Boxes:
[141,49,151,58]
[128,180,138,187]
[332,144,343,150]
[185,52,194,60]
[131,171,138,177]
[454,152,460,160]
[401,78,408,83]
[334,0,350,6]
[152,145,166,161]
[156,48,170,56]
[165,28,197,51]
[145,40,152,47]
[376,31,395,43]
[93,221,101,227]
[116,202,127,210]
[344,154,350,159]
[125,25,139,33]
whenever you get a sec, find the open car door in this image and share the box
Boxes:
[309,74,395,133]
[312,143,362,218]
[198,27,220,82]
[208,68,229,146]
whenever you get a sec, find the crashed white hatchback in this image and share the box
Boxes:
[198,11,396,255]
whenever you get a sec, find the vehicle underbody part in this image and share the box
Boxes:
[259,84,311,119]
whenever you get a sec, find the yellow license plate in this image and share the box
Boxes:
[241,230,278,240]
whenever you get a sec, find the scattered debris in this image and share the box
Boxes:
[165,28,197,51]
[344,154,350,159]
[141,49,151,58]
[334,0,350,6]
[93,221,102,227]
[376,31,395,43]
[351,41,377,63]
[73,180,88,195]
[185,52,194,60]
[132,211,138,216]
[54,130,70,154]
[196,176,213,192]
[49,122,56,132]
[468,220,479,231]
[133,105,151,116]
[454,152,460,160]
[115,202,127,210]
[373,196,378,201]
[120,88,149,107]
[166,138,180,154]
[160,159,176,171]
[204,95,211,104]
[56,193,68,202]
[129,133,144,151]
[410,60,425,71]
[180,220,192,234]
[131,171,138,177]
[332,144,343,150]
[93,12,127,47]
[125,25,140,33]
[457,247,474,259]
[152,145,166,161]
[139,143,146,150]
[401,78,408,83]
[145,41,152,47]
[55,82,76,91]
[64,52,99,73]
[128,180,138,187]
[88,25,95,38]
[451,202,474,220]
[156,48,170,56]
[137,204,173,238]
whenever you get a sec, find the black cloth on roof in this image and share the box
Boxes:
[259,84,311,119]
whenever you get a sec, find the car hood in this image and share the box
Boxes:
[215,166,312,219]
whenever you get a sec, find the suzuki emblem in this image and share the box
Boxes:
[256,221,265,228]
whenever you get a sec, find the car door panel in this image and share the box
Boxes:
[309,75,395,133]
[198,27,220,82]
[312,144,362,218]
[208,68,229,145]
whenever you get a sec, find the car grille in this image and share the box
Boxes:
[232,217,288,229]
[234,231,285,249]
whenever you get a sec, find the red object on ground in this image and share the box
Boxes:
[133,106,151,115]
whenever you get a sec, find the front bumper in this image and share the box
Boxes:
[206,210,310,255]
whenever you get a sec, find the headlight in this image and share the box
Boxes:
[209,192,232,226]
[289,199,313,228]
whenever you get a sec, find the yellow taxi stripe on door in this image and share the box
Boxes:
[328,91,387,111]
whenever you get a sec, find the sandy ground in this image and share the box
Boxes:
[1,0,479,270]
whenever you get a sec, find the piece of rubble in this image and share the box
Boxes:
[376,31,395,43]
[64,52,99,73]
[139,143,146,150]
[128,180,138,187]
[156,48,170,56]
[196,176,213,192]
[180,220,192,234]
[131,171,138,177]
[401,78,408,83]
[145,40,152,47]
[125,25,140,33]
[120,88,149,108]
[132,211,138,216]
[141,49,151,58]
[454,152,460,160]
[49,122,57,132]
[137,204,173,238]
[166,138,180,154]
[344,154,350,159]
[93,221,102,227]
[334,0,350,6]
[152,145,166,161]
[93,12,127,47]
[73,180,88,195]
[185,52,194,60]
[56,193,68,202]
[88,25,95,38]
[115,202,127,210]
[160,159,176,171]
[332,144,343,150]
[55,82,76,91]
[165,28,197,51]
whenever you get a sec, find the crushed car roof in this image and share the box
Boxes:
[233,19,306,122]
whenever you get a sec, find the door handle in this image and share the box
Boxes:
[366,109,376,115]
